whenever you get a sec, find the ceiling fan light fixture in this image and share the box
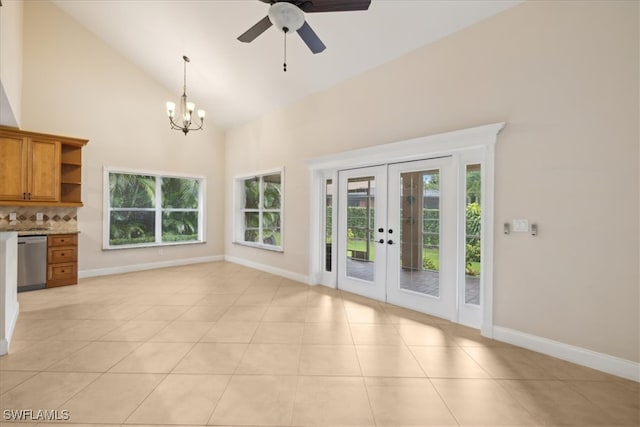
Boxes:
[268,2,304,33]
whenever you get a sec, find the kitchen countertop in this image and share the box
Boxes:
[0,229,80,236]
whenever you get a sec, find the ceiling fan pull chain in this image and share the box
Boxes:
[283,27,288,72]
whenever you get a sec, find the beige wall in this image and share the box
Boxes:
[225,1,639,362]
[0,0,23,127]
[21,1,226,272]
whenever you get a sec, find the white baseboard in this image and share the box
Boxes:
[78,255,225,278]
[224,255,311,285]
[493,326,639,382]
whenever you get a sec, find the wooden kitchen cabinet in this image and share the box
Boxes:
[0,126,88,206]
[47,233,78,288]
[0,135,60,202]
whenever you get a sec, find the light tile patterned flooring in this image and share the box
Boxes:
[0,262,638,426]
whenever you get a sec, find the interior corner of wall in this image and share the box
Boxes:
[0,80,20,128]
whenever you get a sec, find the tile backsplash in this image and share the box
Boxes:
[0,206,78,232]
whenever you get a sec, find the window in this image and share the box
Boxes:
[464,163,481,305]
[324,178,333,271]
[235,169,283,251]
[104,168,204,249]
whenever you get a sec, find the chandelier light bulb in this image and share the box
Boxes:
[166,102,176,117]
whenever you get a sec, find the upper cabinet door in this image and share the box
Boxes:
[0,136,28,200]
[28,138,61,202]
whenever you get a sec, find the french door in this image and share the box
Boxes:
[337,166,387,301]
[311,123,503,333]
[337,157,457,321]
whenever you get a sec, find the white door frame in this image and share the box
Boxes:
[306,123,505,338]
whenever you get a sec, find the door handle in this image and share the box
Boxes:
[387,240,394,245]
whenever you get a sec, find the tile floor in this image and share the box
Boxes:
[0,261,638,426]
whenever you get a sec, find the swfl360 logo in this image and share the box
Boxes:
[3,409,70,421]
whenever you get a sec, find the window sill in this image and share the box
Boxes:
[103,239,206,250]
[233,240,283,253]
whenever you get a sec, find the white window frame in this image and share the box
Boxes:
[233,167,284,252]
[103,166,206,250]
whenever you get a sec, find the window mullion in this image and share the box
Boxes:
[259,176,264,244]
[156,176,162,244]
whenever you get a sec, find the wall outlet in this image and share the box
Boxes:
[9,212,16,221]
[512,219,529,233]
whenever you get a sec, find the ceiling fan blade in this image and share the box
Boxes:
[259,0,371,13]
[297,21,326,54]
[297,0,371,13]
[238,15,273,43]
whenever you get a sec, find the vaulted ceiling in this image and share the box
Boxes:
[52,0,520,129]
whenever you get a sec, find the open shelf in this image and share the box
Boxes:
[61,183,82,204]
[61,163,81,183]
[61,145,82,165]
[60,142,84,204]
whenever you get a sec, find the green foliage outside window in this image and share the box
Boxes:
[108,172,202,247]
[465,202,481,276]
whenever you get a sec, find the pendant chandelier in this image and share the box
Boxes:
[166,55,205,135]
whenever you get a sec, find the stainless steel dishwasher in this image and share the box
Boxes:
[17,235,47,292]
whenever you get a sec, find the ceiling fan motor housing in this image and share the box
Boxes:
[268,2,305,33]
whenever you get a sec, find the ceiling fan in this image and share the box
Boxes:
[238,0,371,71]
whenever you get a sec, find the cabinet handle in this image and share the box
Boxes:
[23,192,26,200]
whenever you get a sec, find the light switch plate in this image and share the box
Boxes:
[512,219,529,232]
[9,212,16,221]
[36,212,44,221]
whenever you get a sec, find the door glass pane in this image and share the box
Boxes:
[465,164,481,305]
[346,176,375,282]
[399,170,440,297]
[325,179,333,272]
